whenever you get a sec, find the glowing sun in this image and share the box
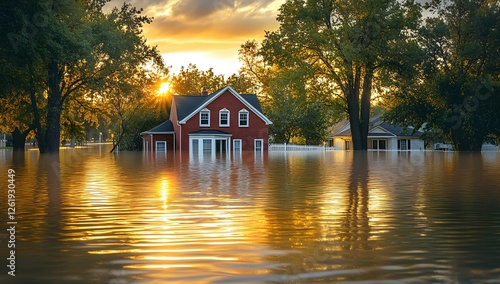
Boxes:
[157,82,170,96]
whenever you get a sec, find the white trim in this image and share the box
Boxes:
[150,134,153,153]
[239,109,249,127]
[233,139,242,152]
[189,134,232,158]
[156,141,167,152]
[219,108,230,127]
[140,131,175,135]
[178,86,272,125]
[199,108,210,127]
[254,139,264,151]
[177,121,182,152]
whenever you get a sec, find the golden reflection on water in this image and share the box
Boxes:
[1,147,500,283]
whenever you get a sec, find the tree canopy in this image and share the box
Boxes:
[261,0,422,150]
[384,0,500,150]
[0,0,166,153]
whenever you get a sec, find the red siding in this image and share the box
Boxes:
[171,98,182,151]
[143,134,175,152]
[176,90,269,151]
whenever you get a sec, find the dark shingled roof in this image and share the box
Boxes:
[174,95,209,121]
[173,90,263,121]
[143,120,174,133]
[372,117,422,137]
[332,117,422,138]
[240,94,263,112]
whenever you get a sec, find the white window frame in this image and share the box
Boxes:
[202,139,212,154]
[239,109,249,127]
[233,139,242,152]
[199,108,210,127]
[156,141,167,152]
[254,139,264,151]
[191,139,199,156]
[219,108,230,127]
[189,135,232,159]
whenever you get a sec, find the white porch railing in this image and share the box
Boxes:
[268,143,337,151]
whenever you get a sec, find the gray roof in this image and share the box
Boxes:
[142,120,174,134]
[332,117,422,138]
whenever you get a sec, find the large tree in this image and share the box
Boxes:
[262,0,422,150]
[238,40,341,145]
[384,0,500,151]
[169,64,226,95]
[0,0,165,153]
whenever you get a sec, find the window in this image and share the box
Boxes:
[219,109,230,127]
[203,139,212,154]
[239,109,249,127]
[372,139,386,150]
[345,140,351,150]
[200,109,210,127]
[398,139,411,150]
[191,139,199,155]
[254,139,263,151]
[233,139,242,152]
[156,141,167,152]
[379,140,386,149]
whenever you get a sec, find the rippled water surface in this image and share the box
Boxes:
[1,146,500,283]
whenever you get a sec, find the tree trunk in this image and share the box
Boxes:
[359,69,373,150]
[43,60,63,154]
[12,128,26,152]
[348,107,363,150]
[345,66,373,151]
[450,127,484,151]
[110,119,126,153]
[28,64,46,152]
[110,129,125,153]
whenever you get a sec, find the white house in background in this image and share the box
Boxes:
[0,132,7,147]
[329,117,425,150]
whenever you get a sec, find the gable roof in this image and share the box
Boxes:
[371,117,423,137]
[140,120,174,135]
[332,116,422,138]
[174,86,272,125]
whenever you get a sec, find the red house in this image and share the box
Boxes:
[141,86,272,156]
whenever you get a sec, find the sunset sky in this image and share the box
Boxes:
[107,0,286,77]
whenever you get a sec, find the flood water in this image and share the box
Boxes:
[1,145,500,283]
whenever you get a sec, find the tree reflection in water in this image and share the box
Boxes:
[340,153,371,251]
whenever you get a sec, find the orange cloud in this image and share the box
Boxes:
[107,0,284,75]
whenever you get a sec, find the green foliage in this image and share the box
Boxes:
[225,73,256,94]
[261,0,422,150]
[238,40,342,145]
[299,102,332,145]
[116,106,167,151]
[170,64,225,95]
[384,0,500,151]
[0,0,167,153]
[263,70,302,143]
